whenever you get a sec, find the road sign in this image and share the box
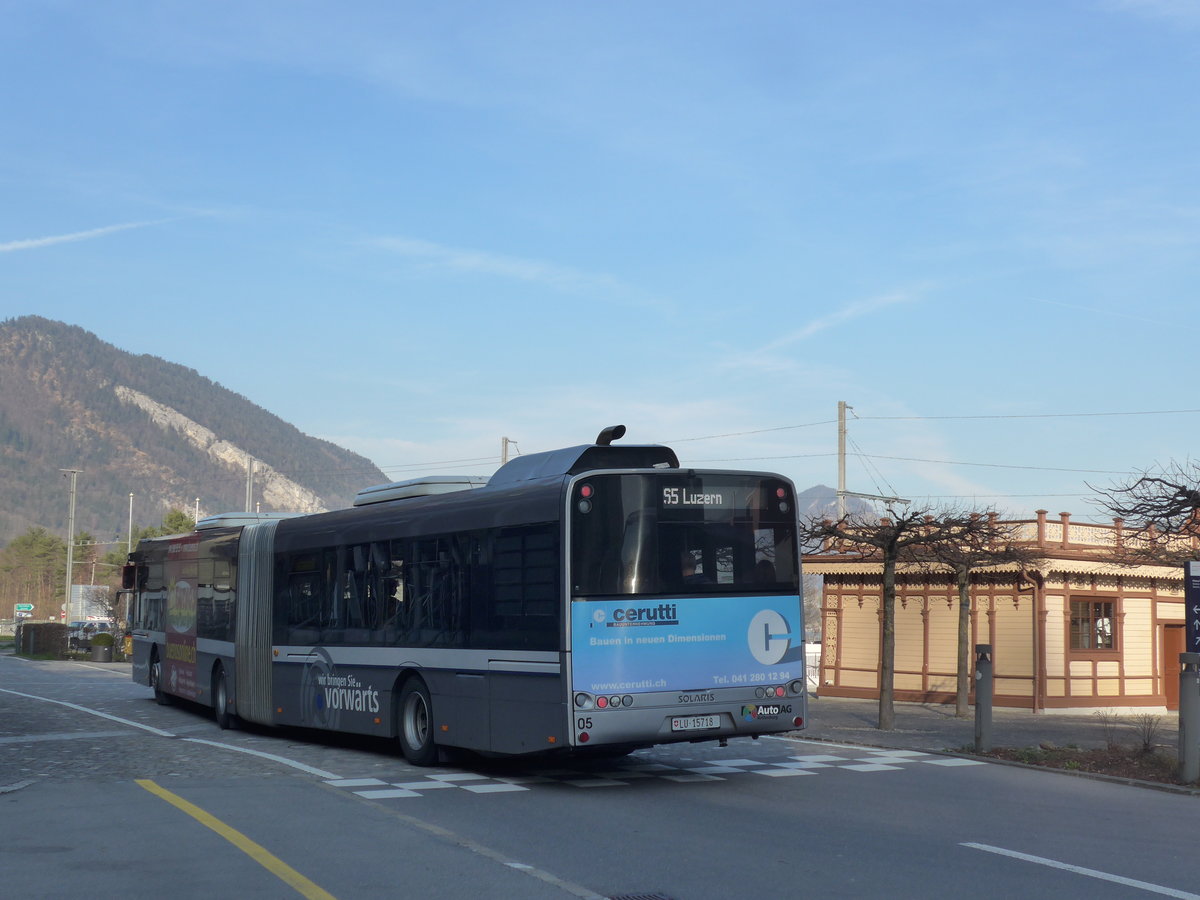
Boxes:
[15,611,32,619]
[1186,561,1200,654]
[15,603,33,611]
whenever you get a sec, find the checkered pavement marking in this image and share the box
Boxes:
[324,747,985,799]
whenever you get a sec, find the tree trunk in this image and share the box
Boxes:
[878,554,896,730]
[955,565,971,718]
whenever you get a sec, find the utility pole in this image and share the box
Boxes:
[834,401,909,516]
[127,492,134,556]
[61,469,82,622]
[245,456,255,511]
[501,436,516,465]
[837,401,849,519]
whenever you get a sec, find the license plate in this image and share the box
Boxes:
[671,714,720,732]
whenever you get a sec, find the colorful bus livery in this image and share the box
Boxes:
[127,427,807,764]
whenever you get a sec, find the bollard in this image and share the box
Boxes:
[974,644,993,754]
[1180,653,1200,785]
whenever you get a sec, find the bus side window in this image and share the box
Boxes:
[281,552,324,644]
[382,545,406,643]
[407,537,468,647]
[362,541,390,639]
[143,563,165,631]
[491,526,559,650]
[334,544,371,643]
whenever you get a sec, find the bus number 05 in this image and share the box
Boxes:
[576,717,593,730]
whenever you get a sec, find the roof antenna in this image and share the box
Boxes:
[595,424,626,446]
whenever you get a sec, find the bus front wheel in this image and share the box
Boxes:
[398,678,437,766]
[150,653,171,706]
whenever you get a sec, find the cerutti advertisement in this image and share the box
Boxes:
[571,595,803,694]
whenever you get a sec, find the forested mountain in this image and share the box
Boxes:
[0,316,388,547]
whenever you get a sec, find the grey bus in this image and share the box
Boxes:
[127,427,806,764]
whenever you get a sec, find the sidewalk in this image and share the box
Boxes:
[802,694,1180,754]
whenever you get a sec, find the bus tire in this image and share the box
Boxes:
[150,652,171,706]
[398,678,437,766]
[213,665,233,730]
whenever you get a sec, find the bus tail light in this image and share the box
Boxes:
[579,732,590,743]
[574,692,594,709]
[793,717,804,727]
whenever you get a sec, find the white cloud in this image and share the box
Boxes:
[1106,0,1200,27]
[0,219,173,253]
[368,234,646,299]
[715,288,925,376]
[763,289,922,352]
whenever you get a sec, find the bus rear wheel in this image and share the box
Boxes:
[213,666,233,730]
[398,678,437,766]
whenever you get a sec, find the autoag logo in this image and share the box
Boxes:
[746,609,801,666]
[741,703,789,721]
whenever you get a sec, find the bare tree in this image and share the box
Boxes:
[1092,462,1200,563]
[912,514,1042,717]
[801,505,1013,730]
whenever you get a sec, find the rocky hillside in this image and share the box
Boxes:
[0,316,388,545]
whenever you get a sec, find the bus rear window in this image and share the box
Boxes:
[570,474,798,597]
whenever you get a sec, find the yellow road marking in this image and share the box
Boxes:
[136,779,337,900]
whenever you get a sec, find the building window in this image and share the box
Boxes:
[1070,599,1116,650]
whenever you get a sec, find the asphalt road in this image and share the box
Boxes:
[3,653,1198,899]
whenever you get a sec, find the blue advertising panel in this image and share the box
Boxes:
[570,595,803,694]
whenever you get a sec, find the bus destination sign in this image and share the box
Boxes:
[662,486,730,509]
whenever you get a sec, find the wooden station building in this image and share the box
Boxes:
[803,511,1189,711]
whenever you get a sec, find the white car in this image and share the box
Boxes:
[68,621,113,651]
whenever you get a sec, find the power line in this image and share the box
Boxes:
[856,454,1129,475]
[906,493,1093,500]
[679,451,1131,477]
[663,420,836,443]
[222,405,1200,484]
[856,408,1200,421]
[683,453,838,463]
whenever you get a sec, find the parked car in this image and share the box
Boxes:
[68,621,113,651]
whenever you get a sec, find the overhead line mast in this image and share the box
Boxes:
[836,401,907,518]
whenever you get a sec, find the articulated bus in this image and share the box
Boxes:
[126,428,806,764]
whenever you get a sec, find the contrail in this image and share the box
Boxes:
[0,219,174,253]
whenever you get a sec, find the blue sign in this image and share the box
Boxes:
[1187,561,1200,654]
[570,595,803,694]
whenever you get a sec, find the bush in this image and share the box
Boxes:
[90,631,115,648]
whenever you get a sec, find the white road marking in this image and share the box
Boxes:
[0,686,343,779]
[0,687,177,737]
[183,737,342,779]
[962,843,1200,899]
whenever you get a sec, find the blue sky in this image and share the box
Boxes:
[3,1,1198,520]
